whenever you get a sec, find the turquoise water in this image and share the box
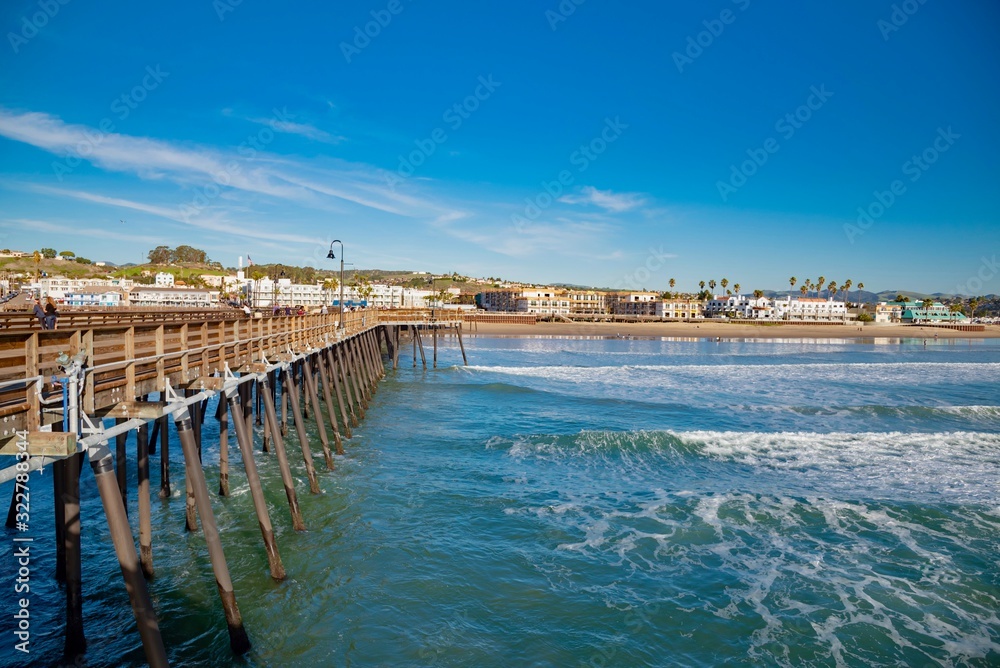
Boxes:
[2,335,999,666]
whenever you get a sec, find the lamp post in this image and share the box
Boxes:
[326,240,344,329]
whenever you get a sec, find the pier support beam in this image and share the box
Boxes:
[302,358,334,470]
[90,450,169,668]
[174,411,251,655]
[456,325,468,366]
[317,350,345,455]
[325,348,353,439]
[157,415,170,499]
[260,375,306,531]
[216,397,230,497]
[414,327,427,369]
[115,422,128,516]
[283,365,321,494]
[228,390,285,581]
[61,452,86,661]
[336,346,361,426]
[137,421,154,579]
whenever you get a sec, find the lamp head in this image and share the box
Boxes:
[326,249,336,260]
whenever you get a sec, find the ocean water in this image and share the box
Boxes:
[2,335,999,667]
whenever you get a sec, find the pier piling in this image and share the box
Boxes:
[259,374,306,531]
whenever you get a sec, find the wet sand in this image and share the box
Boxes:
[466,321,1000,340]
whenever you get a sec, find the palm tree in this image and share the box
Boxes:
[827,281,837,301]
[753,289,764,300]
[896,294,906,303]
[733,283,741,295]
[842,279,852,306]
[699,280,706,292]
[969,298,980,319]
[249,270,265,307]
[708,279,716,295]
[789,276,797,296]
[32,250,41,281]
[816,276,826,299]
[799,285,807,298]
[922,298,934,311]
[720,278,729,294]
[669,278,676,292]
[322,277,339,307]
[856,282,865,310]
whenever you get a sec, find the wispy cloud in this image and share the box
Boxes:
[559,186,647,212]
[0,218,162,244]
[249,116,346,145]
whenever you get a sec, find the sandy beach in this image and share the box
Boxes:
[466,320,1000,340]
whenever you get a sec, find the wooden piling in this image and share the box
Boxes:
[137,421,154,579]
[456,324,468,365]
[174,412,251,655]
[412,326,417,367]
[90,451,169,667]
[325,347,353,439]
[62,452,86,660]
[302,358,334,470]
[283,366,321,494]
[414,327,427,369]
[338,345,362,424]
[157,415,170,499]
[227,390,286,581]
[433,325,438,368]
[260,375,306,531]
[184,394,198,533]
[52,459,66,580]
[316,349,345,455]
[347,339,368,413]
[115,421,128,516]
[216,397,230,496]
[280,375,289,437]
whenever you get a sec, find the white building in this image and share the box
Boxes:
[154,272,175,287]
[772,297,848,321]
[64,289,125,307]
[129,286,219,307]
[703,295,772,318]
[32,276,136,301]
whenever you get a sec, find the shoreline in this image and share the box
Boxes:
[464,321,1000,340]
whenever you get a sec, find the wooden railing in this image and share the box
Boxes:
[0,310,380,446]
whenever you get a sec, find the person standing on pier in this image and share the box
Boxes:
[44,296,59,329]
[32,298,46,328]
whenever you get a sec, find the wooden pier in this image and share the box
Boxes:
[0,308,464,666]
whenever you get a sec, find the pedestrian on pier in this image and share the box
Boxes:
[32,298,46,328]
[44,297,59,329]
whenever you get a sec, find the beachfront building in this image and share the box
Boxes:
[64,289,125,307]
[656,299,705,320]
[606,292,660,316]
[515,289,571,315]
[900,301,969,324]
[874,302,904,323]
[30,276,136,301]
[771,297,848,321]
[129,286,219,307]
[480,288,606,316]
[566,291,607,315]
[704,295,773,319]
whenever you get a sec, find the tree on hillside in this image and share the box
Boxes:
[60,250,75,258]
[148,246,171,264]
[74,257,92,264]
[40,248,57,259]
[173,245,208,264]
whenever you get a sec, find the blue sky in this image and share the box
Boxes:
[0,0,997,294]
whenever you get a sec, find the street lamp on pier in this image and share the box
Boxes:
[326,240,344,329]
